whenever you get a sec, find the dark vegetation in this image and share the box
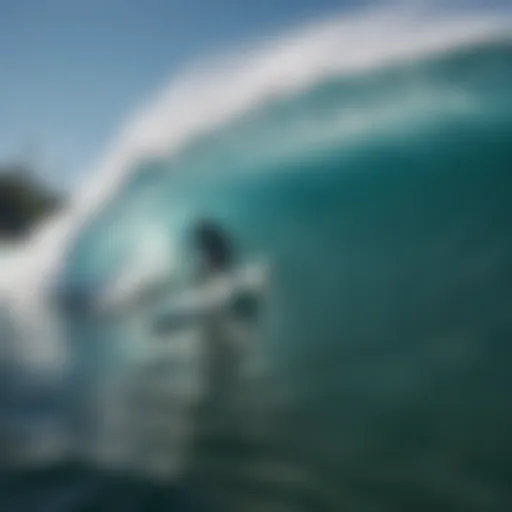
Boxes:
[0,163,63,239]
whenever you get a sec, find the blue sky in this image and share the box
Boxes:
[0,0,367,191]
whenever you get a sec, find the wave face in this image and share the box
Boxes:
[48,18,512,512]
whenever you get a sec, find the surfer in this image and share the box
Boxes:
[189,219,287,508]
[192,218,239,420]
[192,217,264,386]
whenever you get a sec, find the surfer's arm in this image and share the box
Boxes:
[152,262,267,335]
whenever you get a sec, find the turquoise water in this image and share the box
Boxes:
[14,35,512,510]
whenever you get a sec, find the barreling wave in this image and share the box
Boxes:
[60,34,512,288]
[50,11,512,504]
[7,1,512,360]
[4,6,512,505]
[17,3,510,288]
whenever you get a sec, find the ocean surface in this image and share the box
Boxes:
[2,6,512,511]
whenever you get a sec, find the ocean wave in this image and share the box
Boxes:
[8,1,512,355]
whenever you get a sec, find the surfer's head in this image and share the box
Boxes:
[193,218,234,274]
